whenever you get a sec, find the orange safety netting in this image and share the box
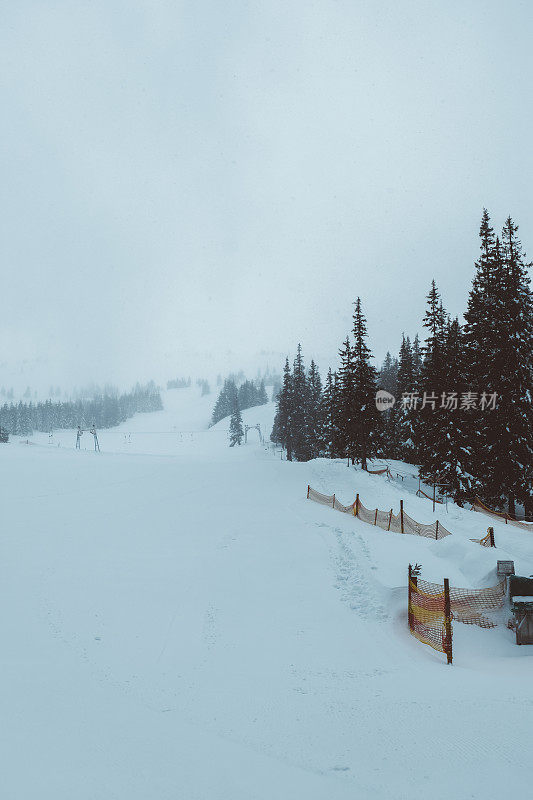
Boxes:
[471,497,533,531]
[366,466,392,478]
[408,578,451,658]
[417,575,505,629]
[416,488,444,504]
[307,487,356,513]
[470,530,495,548]
[307,486,452,540]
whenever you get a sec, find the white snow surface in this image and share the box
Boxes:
[2,387,532,799]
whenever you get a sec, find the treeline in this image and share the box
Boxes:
[197,378,211,396]
[272,212,533,518]
[167,377,191,389]
[211,378,268,426]
[0,382,163,436]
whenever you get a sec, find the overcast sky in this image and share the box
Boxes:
[1,0,531,390]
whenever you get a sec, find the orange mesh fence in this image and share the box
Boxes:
[307,485,452,540]
[403,510,452,540]
[409,569,505,661]
[470,529,495,548]
[356,499,402,531]
[417,575,505,629]
[416,488,444,504]
[366,466,392,478]
[408,577,451,659]
[471,497,533,531]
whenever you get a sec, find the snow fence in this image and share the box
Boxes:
[307,485,452,540]
[471,497,533,531]
[470,529,496,548]
[408,567,506,662]
[408,569,452,663]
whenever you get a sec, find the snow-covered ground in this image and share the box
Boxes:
[1,388,532,799]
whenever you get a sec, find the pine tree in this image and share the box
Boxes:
[412,334,422,385]
[211,379,237,425]
[483,219,533,514]
[307,360,323,458]
[394,335,416,459]
[257,380,268,405]
[351,298,380,469]
[271,358,293,460]
[438,317,471,501]
[337,335,356,461]
[229,397,244,446]
[377,351,398,455]
[291,344,311,461]
[464,213,533,516]
[416,281,449,486]
[320,368,340,457]
[378,352,398,395]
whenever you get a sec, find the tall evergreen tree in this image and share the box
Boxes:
[416,281,449,485]
[412,334,422,385]
[307,360,323,458]
[395,334,417,460]
[320,368,340,457]
[463,209,498,484]
[228,397,244,446]
[337,335,356,461]
[271,358,293,460]
[378,352,398,395]
[478,219,533,515]
[291,344,311,461]
[377,351,398,456]
[464,212,533,516]
[438,317,471,501]
[351,298,381,469]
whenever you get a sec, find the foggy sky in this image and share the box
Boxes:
[1,0,532,390]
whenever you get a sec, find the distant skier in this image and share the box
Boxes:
[76,426,83,449]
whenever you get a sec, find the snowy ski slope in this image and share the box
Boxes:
[1,387,532,799]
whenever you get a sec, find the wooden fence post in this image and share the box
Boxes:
[355,494,359,517]
[400,500,404,534]
[307,485,310,499]
[408,564,417,631]
[488,526,495,547]
[332,493,335,509]
[388,509,392,531]
[374,509,378,526]
[435,520,439,540]
[443,578,452,665]
[408,565,412,630]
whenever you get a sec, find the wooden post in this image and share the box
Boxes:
[488,526,495,547]
[505,514,508,524]
[307,485,310,499]
[408,565,417,631]
[374,509,378,526]
[332,493,335,509]
[355,494,359,517]
[400,500,404,534]
[435,520,439,540]
[388,509,392,531]
[408,565,412,630]
[443,578,452,665]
